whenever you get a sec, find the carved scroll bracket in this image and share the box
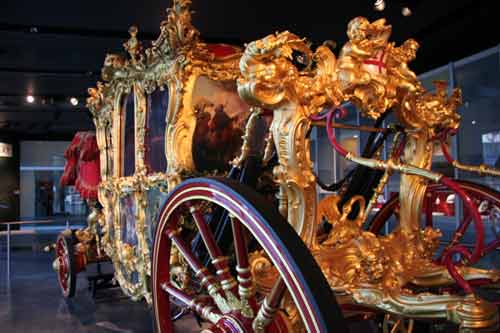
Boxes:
[272,103,317,247]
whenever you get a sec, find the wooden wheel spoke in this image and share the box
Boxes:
[231,218,249,272]
[189,204,240,307]
[189,203,223,259]
[252,277,286,331]
[160,282,222,324]
[165,226,232,314]
[231,217,257,317]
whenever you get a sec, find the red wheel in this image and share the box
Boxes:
[369,180,500,259]
[54,229,77,298]
[152,177,346,333]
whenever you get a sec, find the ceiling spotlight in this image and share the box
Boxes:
[26,95,35,103]
[70,97,79,106]
[402,7,412,16]
[471,120,477,125]
[374,0,386,11]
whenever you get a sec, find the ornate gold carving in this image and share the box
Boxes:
[239,15,498,331]
[383,314,414,333]
[249,251,278,294]
[399,81,460,134]
[238,31,344,247]
[315,218,389,288]
[231,107,262,168]
[452,161,500,177]
[87,0,244,302]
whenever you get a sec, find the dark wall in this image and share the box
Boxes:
[0,136,20,228]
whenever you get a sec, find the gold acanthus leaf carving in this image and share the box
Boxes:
[238,31,348,247]
[398,80,462,136]
[147,0,199,60]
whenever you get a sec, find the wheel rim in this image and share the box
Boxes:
[152,177,345,333]
[369,181,500,258]
[55,232,74,297]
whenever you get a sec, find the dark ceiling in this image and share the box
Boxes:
[0,0,497,140]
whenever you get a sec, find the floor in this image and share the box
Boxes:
[0,250,381,333]
[0,250,203,333]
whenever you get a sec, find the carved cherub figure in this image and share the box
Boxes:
[398,80,462,135]
[103,53,126,69]
[387,38,424,95]
[102,54,127,81]
[336,17,393,118]
[123,26,144,65]
[87,82,108,115]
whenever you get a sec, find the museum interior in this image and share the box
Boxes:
[1,0,499,332]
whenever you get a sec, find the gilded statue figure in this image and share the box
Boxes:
[336,17,393,118]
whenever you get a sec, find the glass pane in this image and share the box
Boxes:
[316,124,334,201]
[123,93,135,177]
[455,53,500,191]
[120,194,137,245]
[61,185,87,216]
[147,90,168,173]
[453,52,500,254]
[191,76,250,172]
[145,188,169,247]
[379,111,400,214]
[105,129,113,176]
[419,66,449,91]
[335,104,359,181]
[105,195,115,242]
[29,169,87,218]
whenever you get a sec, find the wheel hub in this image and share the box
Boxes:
[204,314,249,333]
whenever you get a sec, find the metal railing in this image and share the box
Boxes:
[0,217,86,288]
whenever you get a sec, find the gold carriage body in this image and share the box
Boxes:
[86,1,251,302]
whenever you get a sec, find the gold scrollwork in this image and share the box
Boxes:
[87,0,244,301]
